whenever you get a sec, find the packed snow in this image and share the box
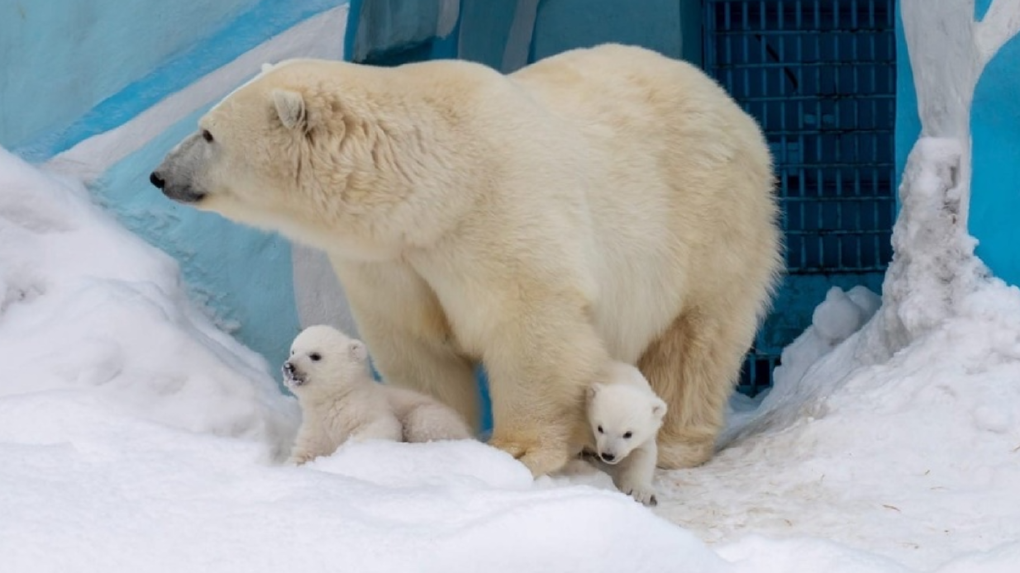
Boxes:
[1,136,1018,572]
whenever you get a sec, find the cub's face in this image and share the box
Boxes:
[282,325,370,400]
[586,383,667,465]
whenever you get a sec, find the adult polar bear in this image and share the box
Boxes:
[149,43,783,477]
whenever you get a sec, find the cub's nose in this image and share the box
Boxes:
[149,171,165,189]
[282,362,296,377]
[600,452,615,462]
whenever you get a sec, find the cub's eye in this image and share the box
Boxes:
[623,432,633,439]
[597,426,604,434]
[309,353,322,362]
[201,129,214,143]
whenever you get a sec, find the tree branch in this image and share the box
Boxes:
[975,0,1020,66]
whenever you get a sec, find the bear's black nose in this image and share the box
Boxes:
[282,362,295,375]
[149,171,165,189]
[600,452,615,462]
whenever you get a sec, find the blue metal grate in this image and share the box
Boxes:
[703,0,897,396]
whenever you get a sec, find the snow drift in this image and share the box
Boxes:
[2,135,1019,573]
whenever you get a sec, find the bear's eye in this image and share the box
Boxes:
[201,129,214,143]
[597,425,604,434]
[623,431,633,439]
[309,353,322,362]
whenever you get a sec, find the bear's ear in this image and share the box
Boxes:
[348,339,369,362]
[586,383,603,403]
[261,62,274,74]
[272,89,307,130]
[651,396,668,421]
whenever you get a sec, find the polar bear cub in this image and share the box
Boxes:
[283,325,473,465]
[586,362,668,506]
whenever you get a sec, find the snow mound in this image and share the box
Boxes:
[3,136,1020,573]
[660,138,1020,572]
[0,147,728,573]
[723,285,882,441]
[0,147,298,458]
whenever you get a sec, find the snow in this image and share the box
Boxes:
[2,133,1019,573]
[0,147,724,573]
[657,137,1020,572]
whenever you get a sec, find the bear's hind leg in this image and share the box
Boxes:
[638,310,752,469]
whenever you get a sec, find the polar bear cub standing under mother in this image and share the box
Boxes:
[586,362,668,506]
[150,43,783,478]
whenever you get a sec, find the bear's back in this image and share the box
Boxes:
[506,44,782,362]
[509,43,758,152]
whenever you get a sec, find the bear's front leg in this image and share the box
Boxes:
[612,442,659,507]
[484,305,609,478]
[332,258,482,433]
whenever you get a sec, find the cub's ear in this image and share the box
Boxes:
[348,339,369,362]
[651,395,668,421]
[261,62,274,74]
[272,89,306,130]
[586,383,604,403]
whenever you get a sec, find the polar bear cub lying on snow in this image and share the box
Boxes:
[283,325,474,465]
[586,362,668,506]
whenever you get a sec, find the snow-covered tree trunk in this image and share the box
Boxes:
[902,0,1020,221]
[855,0,1020,362]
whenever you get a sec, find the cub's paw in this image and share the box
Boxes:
[287,452,315,466]
[619,480,658,507]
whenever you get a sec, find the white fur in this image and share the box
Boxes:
[384,385,475,443]
[284,325,473,464]
[284,325,401,464]
[586,362,667,506]
[152,43,783,477]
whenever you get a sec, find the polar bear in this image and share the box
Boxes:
[284,325,472,464]
[150,42,783,477]
[585,362,667,506]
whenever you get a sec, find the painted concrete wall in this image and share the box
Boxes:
[531,0,690,63]
[6,1,350,375]
[0,0,258,150]
[896,0,1020,286]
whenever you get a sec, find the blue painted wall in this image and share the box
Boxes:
[9,0,349,162]
[531,0,689,63]
[896,0,1020,286]
[2,0,348,374]
[0,0,258,150]
[970,0,1020,287]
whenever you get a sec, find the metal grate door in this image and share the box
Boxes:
[703,0,898,395]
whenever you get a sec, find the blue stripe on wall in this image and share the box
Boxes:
[1,0,261,149]
[344,0,363,61]
[14,0,348,162]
